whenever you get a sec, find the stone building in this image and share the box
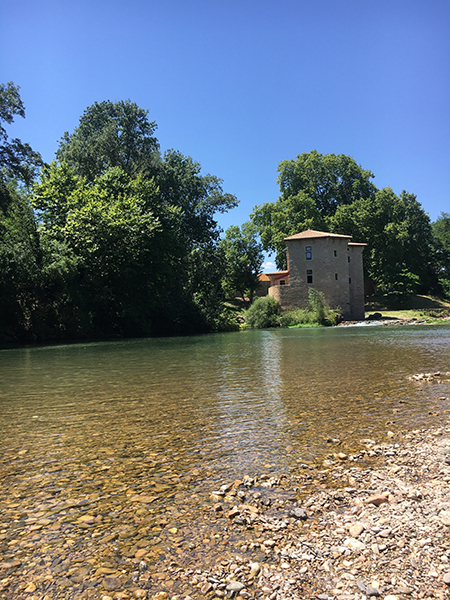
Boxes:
[263,229,366,320]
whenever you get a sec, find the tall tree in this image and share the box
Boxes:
[0,82,44,341]
[0,183,42,340]
[56,100,160,182]
[330,187,436,293]
[220,223,264,303]
[251,150,376,268]
[33,162,177,336]
[0,82,43,190]
[156,149,238,330]
[277,150,376,216]
[432,212,450,297]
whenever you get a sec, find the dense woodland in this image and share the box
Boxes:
[1,82,450,342]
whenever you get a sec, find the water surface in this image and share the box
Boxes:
[1,325,450,596]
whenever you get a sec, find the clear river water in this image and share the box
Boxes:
[1,324,450,597]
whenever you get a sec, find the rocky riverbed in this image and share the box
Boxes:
[2,366,450,600]
[3,424,450,600]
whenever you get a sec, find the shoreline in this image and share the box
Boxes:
[166,424,450,600]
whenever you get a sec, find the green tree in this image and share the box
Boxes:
[37,100,239,337]
[432,212,450,297]
[330,187,435,293]
[0,82,44,341]
[251,150,375,268]
[56,100,160,182]
[220,222,264,303]
[0,182,43,340]
[245,295,281,328]
[155,149,238,330]
[33,163,176,337]
[277,150,376,216]
[0,82,43,189]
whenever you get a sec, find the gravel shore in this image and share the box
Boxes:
[3,395,450,600]
[171,424,450,600]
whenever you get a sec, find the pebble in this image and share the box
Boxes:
[349,523,365,537]
[226,581,245,592]
[4,408,450,600]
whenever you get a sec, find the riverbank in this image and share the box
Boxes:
[169,424,450,600]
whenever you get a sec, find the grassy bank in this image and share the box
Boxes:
[365,294,450,324]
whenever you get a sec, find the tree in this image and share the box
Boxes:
[277,150,376,216]
[220,222,264,303]
[0,83,44,341]
[155,149,238,331]
[34,99,239,337]
[32,162,174,337]
[0,82,43,189]
[432,213,450,297]
[0,182,43,340]
[56,100,160,182]
[251,150,376,268]
[330,187,436,293]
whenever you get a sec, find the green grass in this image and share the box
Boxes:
[365,294,450,323]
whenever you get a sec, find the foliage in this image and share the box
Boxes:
[432,213,450,295]
[251,150,375,268]
[220,222,264,304]
[0,182,43,339]
[277,150,376,216]
[0,82,43,188]
[22,98,239,340]
[330,187,435,293]
[56,100,160,182]
[281,288,335,327]
[32,163,171,336]
[245,296,281,328]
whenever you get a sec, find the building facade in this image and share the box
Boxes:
[265,229,366,320]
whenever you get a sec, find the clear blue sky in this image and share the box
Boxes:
[2,0,449,267]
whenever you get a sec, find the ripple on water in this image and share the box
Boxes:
[1,325,450,595]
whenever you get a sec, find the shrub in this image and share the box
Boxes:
[307,288,328,325]
[245,296,281,328]
[281,288,337,327]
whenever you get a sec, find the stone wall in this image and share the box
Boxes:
[348,244,365,320]
[268,283,309,309]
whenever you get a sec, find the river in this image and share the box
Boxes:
[1,324,450,597]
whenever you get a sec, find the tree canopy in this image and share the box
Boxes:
[220,222,264,304]
[0,88,240,341]
[330,188,435,293]
[0,82,43,189]
[56,100,160,182]
[251,150,437,294]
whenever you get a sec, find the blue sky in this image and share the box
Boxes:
[2,0,449,269]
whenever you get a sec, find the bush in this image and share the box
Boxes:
[245,296,281,328]
[307,288,328,324]
[281,288,336,327]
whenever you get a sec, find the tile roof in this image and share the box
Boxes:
[284,229,352,241]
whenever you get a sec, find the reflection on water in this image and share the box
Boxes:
[1,325,450,595]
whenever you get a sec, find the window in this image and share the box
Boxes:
[305,246,312,260]
[335,273,338,280]
[279,280,286,286]
[348,256,351,263]
[306,269,313,284]
[334,250,337,257]
[349,277,352,284]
